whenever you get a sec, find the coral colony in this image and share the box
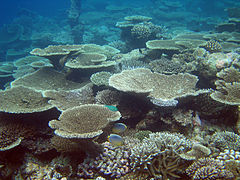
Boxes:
[0,0,240,179]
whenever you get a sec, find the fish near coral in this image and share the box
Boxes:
[112,123,127,134]
[108,134,124,146]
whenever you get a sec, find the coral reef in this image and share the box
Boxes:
[116,16,165,49]
[30,44,84,69]
[210,81,240,105]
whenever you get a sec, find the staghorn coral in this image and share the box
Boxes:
[11,67,83,91]
[0,117,38,151]
[217,149,240,161]
[95,89,122,105]
[13,56,49,68]
[43,83,95,111]
[19,154,73,179]
[124,15,152,23]
[81,44,120,59]
[90,71,112,86]
[186,157,234,180]
[125,132,192,179]
[48,104,121,138]
[77,142,131,179]
[109,68,208,106]
[0,86,53,113]
[210,131,240,151]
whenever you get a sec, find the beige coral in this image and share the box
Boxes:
[109,68,208,106]
[43,83,95,111]
[48,104,121,138]
[30,44,84,69]
[11,67,83,91]
[0,86,53,113]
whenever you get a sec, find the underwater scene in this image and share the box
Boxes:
[0,0,240,179]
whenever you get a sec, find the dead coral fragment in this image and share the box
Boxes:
[49,104,121,138]
[0,86,53,113]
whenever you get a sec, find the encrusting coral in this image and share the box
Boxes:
[48,104,121,138]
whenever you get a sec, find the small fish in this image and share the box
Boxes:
[105,105,118,112]
[108,134,124,146]
[112,123,127,134]
[193,112,202,127]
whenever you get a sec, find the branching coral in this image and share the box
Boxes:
[125,132,192,179]
[95,89,122,105]
[77,142,131,179]
[210,131,240,151]
[186,157,234,180]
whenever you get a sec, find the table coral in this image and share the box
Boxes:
[48,104,121,138]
